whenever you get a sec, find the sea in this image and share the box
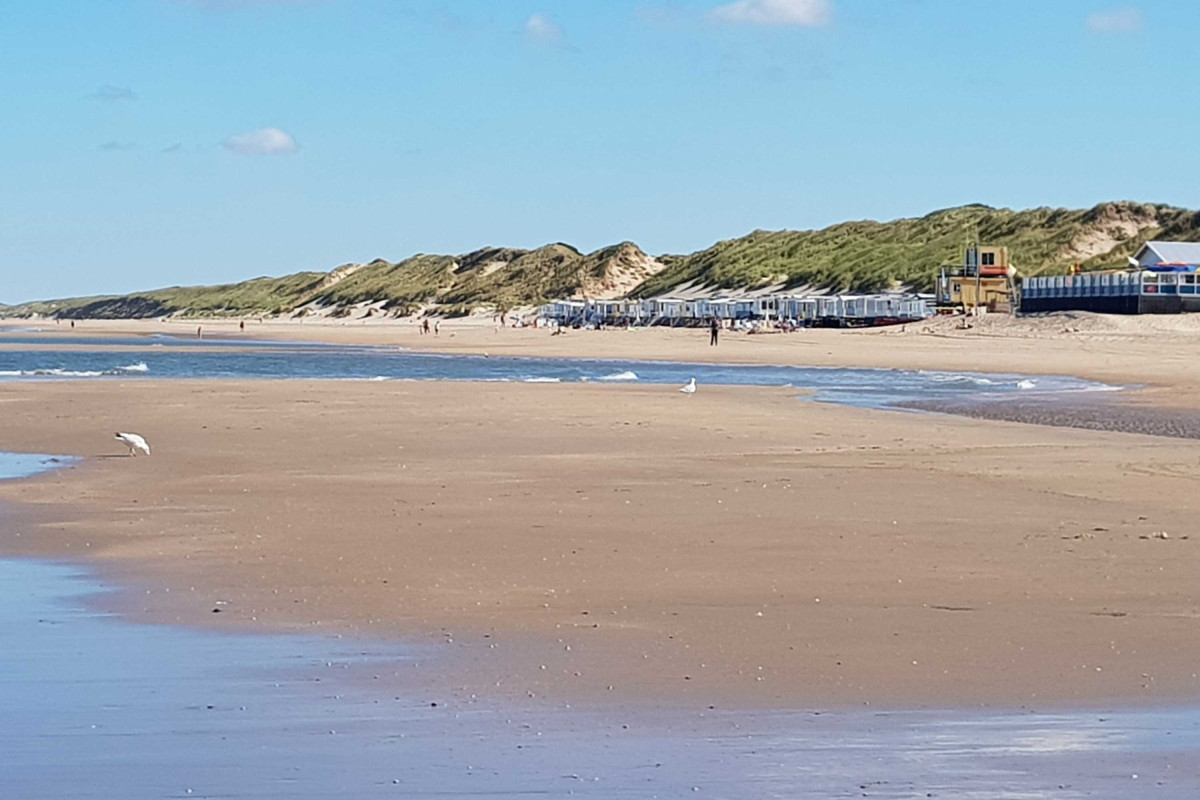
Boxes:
[0,334,1117,410]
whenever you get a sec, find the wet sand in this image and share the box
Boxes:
[907,394,1200,440]
[3,377,1200,711]
[7,558,1198,800]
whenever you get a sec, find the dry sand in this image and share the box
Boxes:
[2,363,1200,711]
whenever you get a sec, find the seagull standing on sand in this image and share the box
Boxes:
[679,378,697,395]
[115,432,151,457]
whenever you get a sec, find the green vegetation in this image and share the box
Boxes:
[313,245,591,314]
[635,202,1196,297]
[8,272,327,319]
[6,202,1199,319]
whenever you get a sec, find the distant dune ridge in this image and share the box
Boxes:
[7,201,1199,319]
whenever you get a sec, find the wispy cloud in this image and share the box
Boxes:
[89,85,137,103]
[100,141,136,152]
[161,143,184,154]
[223,127,299,156]
[524,12,565,45]
[1086,7,1143,33]
[709,0,832,27]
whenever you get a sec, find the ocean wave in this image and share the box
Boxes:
[598,370,639,382]
[523,377,562,383]
[0,364,151,379]
[926,373,996,386]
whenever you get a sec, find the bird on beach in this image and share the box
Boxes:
[679,378,697,395]
[115,432,151,457]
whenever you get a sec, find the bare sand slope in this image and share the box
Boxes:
[2,379,1200,710]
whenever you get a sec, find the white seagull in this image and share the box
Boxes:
[115,432,151,457]
[679,377,697,395]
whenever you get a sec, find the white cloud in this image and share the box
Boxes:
[100,140,136,151]
[90,85,137,102]
[1086,7,1143,33]
[709,0,832,27]
[222,127,299,156]
[525,12,565,45]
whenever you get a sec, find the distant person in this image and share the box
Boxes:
[710,317,719,347]
[422,319,430,335]
[239,320,245,332]
[434,320,440,336]
[70,320,75,329]
[197,326,202,339]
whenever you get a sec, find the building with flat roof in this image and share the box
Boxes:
[1021,241,1200,315]
[1132,241,1200,270]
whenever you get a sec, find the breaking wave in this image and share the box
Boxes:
[0,363,151,379]
[598,370,639,382]
[923,372,997,386]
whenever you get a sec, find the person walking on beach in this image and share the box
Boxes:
[710,317,719,347]
[434,320,440,337]
[422,319,430,335]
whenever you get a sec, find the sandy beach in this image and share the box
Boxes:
[3,319,1200,710]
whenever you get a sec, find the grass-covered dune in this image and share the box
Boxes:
[6,202,1199,319]
[635,202,1197,296]
[9,273,329,320]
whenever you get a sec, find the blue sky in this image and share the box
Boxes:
[0,0,1192,302]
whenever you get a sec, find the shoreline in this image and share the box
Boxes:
[3,378,1200,712]
[7,315,1200,389]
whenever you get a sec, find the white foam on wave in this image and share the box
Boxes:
[523,377,562,383]
[598,370,639,382]
[927,373,996,386]
[0,364,151,379]
[31,369,105,377]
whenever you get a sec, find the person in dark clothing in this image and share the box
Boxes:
[709,317,719,346]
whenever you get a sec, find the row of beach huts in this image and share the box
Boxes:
[539,293,933,328]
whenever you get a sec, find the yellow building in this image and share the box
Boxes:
[936,246,1016,312]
